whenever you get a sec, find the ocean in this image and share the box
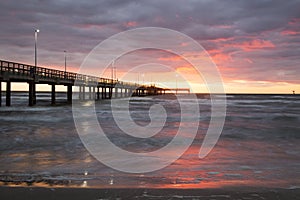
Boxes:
[0,93,299,189]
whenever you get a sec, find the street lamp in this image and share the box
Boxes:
[34,29,39,68]
[113,60,117,80]
[64,50,67,73]
[64,50,67,79]
[175,74,178,94]
[111,60,114,82]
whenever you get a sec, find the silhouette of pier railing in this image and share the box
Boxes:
[0,59,166,106]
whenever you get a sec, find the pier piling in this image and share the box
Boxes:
[28,82,35,106]
[67,85,72,103]
[51,84,55,105]
[97,87,100,100]
[6,81,11,106]
[0,82,2,106]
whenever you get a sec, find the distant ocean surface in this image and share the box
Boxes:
[0,93,299,189]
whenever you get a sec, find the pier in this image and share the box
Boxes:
[0,59,167,106]
[166,88,190,94]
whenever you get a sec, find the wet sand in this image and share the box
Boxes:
[0,186,299,200]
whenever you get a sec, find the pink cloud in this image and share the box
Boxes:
[288,18,300,25]
[225,39,276,51]
[245,58,253,64]
[214,24,232,29]
[281,30,299,35]
[124,21,137,27]
[207,49,233,63]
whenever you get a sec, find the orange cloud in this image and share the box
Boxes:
[281,30,299,35]
[124,21,137,27]
[234,39,275,51]
[209,37,232,42]
[208,49,233,63]
[176,66,195,73]
[207,49,234,69]
[158,55,183,62]
[175,65,203,86]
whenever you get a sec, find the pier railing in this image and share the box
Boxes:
[0,59,139,87]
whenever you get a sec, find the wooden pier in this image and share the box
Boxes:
[166,88,190,94]
[0,59,166,106]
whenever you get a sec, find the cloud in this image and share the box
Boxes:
[227,39,276,51]
[0,0,299,91]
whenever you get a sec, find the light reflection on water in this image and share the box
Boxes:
[0,93,299,189]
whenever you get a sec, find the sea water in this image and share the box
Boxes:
[0,93,299,189]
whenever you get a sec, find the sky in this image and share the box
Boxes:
[0,0,299,93]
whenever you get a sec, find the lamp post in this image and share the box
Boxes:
[64,50,67,79]
[31,29,39,106]
[111,60,114,82]
[34,29,39,69]
[175,74,178,94]
[64,50,67,72]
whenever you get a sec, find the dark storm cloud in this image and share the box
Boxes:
[0,0,299,84]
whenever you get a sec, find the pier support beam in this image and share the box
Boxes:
[104,87,107,99]
[79,86,82,100]
[67,85,72,103]
[114,88,118,98]
[125,88,127,97]
[92,86,95,100]
[101,87,105,99]
[88,86,91,100]
[6,81,11,106]
[0,82,1,106]
[109,88,112,99]
[97,87,100,100]
[33,83,36,105]
[51,84,55,105]
[82,86,85,100]
[79,86,86,100]
[28,81,36,106]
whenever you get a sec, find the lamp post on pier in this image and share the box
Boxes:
[64,50,67,78]
[34,29,39,69]
[111,60,114,83]
[29,29,39,106]
[175,73,178,94]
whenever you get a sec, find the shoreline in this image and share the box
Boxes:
[0,186,299,200]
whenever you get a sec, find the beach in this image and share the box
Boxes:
[1,187,300,200]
